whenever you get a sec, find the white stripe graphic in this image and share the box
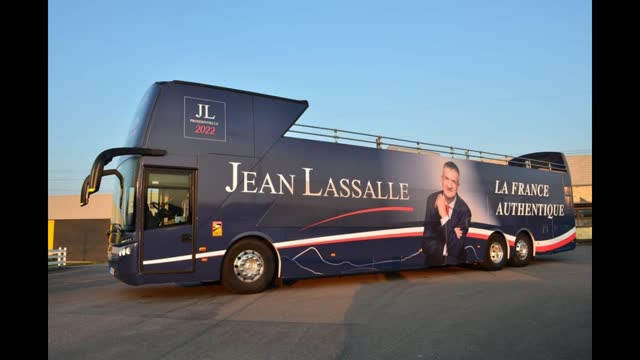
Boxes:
[467,226,576,255]
[196,250,226,258]
[467,228,492,237]
[139,226,576,266]
[274,226,424,249]
[468,227,575,245]
[143,250,227,265]
[535,227,576,247]
[140,227,423,266]
[467,227,515,241]
[143,254,192,265]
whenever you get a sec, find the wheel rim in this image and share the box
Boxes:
[515,238,529,260]
[233,250,264,283]
[489,242,504,264]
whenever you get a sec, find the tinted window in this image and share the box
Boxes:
[144,170,192,230]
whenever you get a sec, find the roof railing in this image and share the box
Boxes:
[286,123,567,172]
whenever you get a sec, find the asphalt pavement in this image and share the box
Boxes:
[48,243,592,360]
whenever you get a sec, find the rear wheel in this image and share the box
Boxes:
[508,233,533,267]
[222,238,275,294]
[484,234,507,271]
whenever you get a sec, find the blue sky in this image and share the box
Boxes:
[48,0,591,195]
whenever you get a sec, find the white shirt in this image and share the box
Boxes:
[440,196,457,256]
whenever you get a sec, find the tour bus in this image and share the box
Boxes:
[80,80,576,293]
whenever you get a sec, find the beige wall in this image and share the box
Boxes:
[48,194,112,220]
[566,155,591,186]
[572,185,592,204]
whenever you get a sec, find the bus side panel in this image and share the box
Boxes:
[256,138,427,278]
[190,137,576,280]
[192,155,261,281]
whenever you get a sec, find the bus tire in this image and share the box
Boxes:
[484,234,507,271]
[508,233,532,267]
[222,238,275,294]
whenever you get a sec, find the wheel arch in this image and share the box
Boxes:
[486,229,510,260]
[514,228,536,257]
[224,231,282,280]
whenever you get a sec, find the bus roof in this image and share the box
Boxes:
[164,80,309,106]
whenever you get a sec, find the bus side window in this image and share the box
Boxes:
[144,171,192,229]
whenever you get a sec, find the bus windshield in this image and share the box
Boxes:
[111,157,139,233]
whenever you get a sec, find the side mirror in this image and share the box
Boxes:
[80,176,90,207]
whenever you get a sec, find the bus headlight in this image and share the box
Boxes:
[116,244,134,257]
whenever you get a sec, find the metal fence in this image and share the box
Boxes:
[48,247,67,269]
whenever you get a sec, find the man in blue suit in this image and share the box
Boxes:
[422,161,472,266]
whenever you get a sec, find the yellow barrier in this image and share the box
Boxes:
[48,220,55,250]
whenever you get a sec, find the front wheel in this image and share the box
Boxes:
[484,234,507,271]
[222,238,275,294]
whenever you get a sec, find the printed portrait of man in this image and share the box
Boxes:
[421,161,472,266]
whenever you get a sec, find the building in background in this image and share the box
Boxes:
[48,194,112,262]
[566,155,592,240]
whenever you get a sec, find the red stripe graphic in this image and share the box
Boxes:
[301,207,414,231]
[277,230,424,249]
[466,232,489,240]
[467,228,576,253]
[536,232,576,252]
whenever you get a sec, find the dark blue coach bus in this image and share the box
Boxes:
[81,80,576,293]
